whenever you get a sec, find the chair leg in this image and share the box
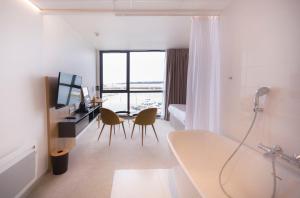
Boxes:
[98,116,101,128]
[109,125,113,146]
[131,123,135,139]
[141,125,144,146]
[113,125,116,135]
[152,124,159,142]
[121,122,126,139]
[145,125,147,136]
[98,124,105,141]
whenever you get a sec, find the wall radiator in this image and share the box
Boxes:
[0,146,36,198]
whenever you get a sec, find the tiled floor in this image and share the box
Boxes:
[28,119,178,198]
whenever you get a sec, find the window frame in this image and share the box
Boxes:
[100,50,165,114]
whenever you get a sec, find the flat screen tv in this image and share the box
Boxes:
[56,72,82,108]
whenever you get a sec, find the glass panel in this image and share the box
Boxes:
[130,52,166,91]
[102,93,128,112]
[102,53,127,90]
[130,92,163,115]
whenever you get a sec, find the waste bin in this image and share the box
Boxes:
[51,149,69,175]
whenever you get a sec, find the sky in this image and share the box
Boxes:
[102,51,166,84]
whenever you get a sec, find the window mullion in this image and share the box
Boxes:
[127,51,130,113]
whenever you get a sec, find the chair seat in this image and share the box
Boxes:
[130,107,159,146]
[98,108,127,146]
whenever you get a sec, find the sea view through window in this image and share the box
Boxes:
[100,51,166,115]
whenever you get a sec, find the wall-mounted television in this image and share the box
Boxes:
[56,72,82,108]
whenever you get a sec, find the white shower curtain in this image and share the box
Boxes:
[185,16,220,132]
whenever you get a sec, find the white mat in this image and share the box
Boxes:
[111,169,175,198]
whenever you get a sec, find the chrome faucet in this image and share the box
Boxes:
[258,144,282,156]
[258,143,300,168]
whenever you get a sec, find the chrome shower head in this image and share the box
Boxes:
[254,87,270,111]
[256,87,270,97]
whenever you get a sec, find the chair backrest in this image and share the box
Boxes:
[135,108,157,125]
[100,108,120,125]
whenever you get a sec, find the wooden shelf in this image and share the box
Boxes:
[45,76,101,161]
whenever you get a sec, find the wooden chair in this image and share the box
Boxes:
[97,115,101,128]
[98,108,126,146]
[131,108,159,146]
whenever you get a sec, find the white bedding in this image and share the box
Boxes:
[168,104,186,124]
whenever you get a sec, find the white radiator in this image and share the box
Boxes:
[0,146,36,198]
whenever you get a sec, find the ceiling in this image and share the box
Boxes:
[60,14,191,50]
[30,0,232,50]
[31,0,232,13]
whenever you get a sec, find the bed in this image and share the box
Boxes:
[168,104,186,130]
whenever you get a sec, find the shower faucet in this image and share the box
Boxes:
[258,143,300,168]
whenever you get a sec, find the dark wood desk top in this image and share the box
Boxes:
[60,105,100,124]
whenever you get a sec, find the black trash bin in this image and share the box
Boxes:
[51,149,69,175]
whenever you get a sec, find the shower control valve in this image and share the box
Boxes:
[258,143,300,169]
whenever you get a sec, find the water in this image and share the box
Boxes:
[102,92,163,115]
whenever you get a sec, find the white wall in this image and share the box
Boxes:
[0,0,96,179]
[42,15,96,90]
[220,0,300,155]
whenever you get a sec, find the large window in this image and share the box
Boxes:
[102,53,127,90]
[100,51,165,115]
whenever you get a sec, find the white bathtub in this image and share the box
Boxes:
[168,131,300,198]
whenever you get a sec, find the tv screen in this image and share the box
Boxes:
[56,72,82,108]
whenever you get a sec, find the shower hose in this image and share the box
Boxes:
[218,110,277,198]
